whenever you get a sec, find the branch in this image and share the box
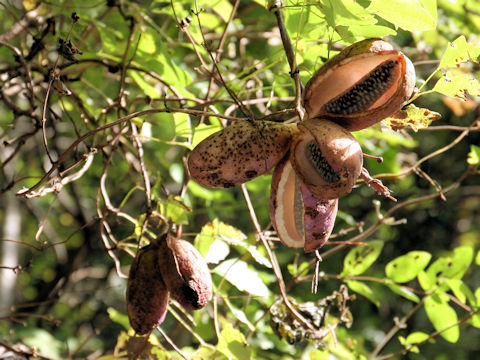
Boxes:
[270,1,304,121]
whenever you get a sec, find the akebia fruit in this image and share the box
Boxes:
[188,121,299,188]
[158,235,212,311]
[127,245,169,335]
[126,234,212,334]
[269,156,338,252]
[303,38,416,131]
[290,119,363,200]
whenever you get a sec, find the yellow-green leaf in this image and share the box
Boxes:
[385,251,431,283]
[368,0,437,31]
[383,104,441,132]
[467,145,480,165]
[424,293,459,343]
[439,36,480,69]
[433,71,480,100]
[345,280,380,306]
[217,322,251,360]
[342,240,383,276]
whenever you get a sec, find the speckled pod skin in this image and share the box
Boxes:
[188,121,299,188]
[127,245,169,335]
[269,156,338,252]
[290,119,363,200]
[300,182,338,253]
[158,235,212,311]
[303,38,416,131]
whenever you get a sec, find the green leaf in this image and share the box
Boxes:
[424,293,459,343]
[467,145,480,165]
[368,0,437,31]
[421,246,474,290]
[138,30,157,55]
[223,297,255,332]
[108,307,130,331]
[130,70,159,98]
[345,280,380,306]
[217,322,251,360]
[203,239,230,264]
[287,261,310,277]
[233,241,272,268]
[382,104,442,132]
[472,288,480,328]
[447,246,475,278]
[476,249,480,265]
[385,251,432,283]
[203,0,234,23]
[158,195,190,225]
[406,331,430,344]
[191,123,223,149]
[438,36,480,69]
[17,328,63,359]
[418,270,435,291]
[386,282,420,303]
[322,0,377,27]
[432,71,480,99]
[444,278,475,305]
[97,23,125,55]
[309,349,329,360]
[194,219,245,260]
[214,259,270,297]
[400,331,432,353]
[342,240,384,276]
[173,112,192,141]
[335,24,396,43]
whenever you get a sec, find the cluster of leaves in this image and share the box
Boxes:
[0,0,480,359]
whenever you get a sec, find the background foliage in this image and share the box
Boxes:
[0,0,480,359]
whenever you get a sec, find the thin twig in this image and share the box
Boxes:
[240,184,327,338]
[16,108,248,197]
[270,1,304,121]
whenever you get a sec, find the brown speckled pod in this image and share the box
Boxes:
[188,121,299,188]
[303,38,416,131]
[127,245,169,335]
[269,156,338,252]
[300,182,338,252]
[158,235,212,311]
[290,119,363,200]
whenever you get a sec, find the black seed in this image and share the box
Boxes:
[324,60,397,115]
[306,142,340,182]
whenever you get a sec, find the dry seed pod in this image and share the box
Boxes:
[303,38,416,131]
[269,156,338,252]
[188,121,299,188]
[127,245,169,335]
[158,235,212,311]
[290,119,363,200]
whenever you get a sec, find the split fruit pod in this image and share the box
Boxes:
[303,38,416,131]
[290,119,363,200]
[270,156,338,253]
[158,235,213,311]
[188,121,299,188]
[126,245,169,335]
